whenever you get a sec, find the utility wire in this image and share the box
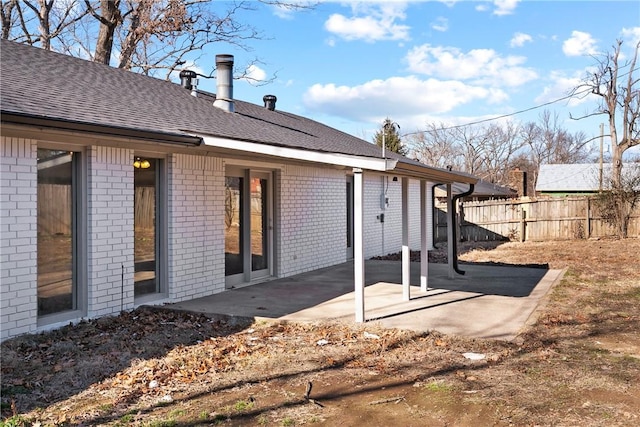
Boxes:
[402,87,592,137]
[402,63,636,137]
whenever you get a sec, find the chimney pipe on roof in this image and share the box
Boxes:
[179,70,197,90]
[263,95,277,111]
[213,54,234,113]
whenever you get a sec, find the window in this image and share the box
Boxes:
[37,149,81,316]
[134,158,166,299]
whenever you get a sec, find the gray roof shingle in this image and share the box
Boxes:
[1,39,406,161]
[535,163,640,192]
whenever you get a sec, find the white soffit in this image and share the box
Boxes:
[200,135,396,172]
[199,135,476,184]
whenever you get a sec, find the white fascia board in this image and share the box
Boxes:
[200,136,396,172]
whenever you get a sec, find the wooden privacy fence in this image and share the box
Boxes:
[435,196,640,242]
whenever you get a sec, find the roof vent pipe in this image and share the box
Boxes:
[213,54,234,113]
[179,70,197,90]
[263,94,277,111]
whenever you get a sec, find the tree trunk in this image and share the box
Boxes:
[93,0,121,65]
[38,0,52,50]
[117,3,143,69]
[1,0,17,40]
[611,119,622,189]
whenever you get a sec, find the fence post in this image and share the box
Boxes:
[585,198,591,239]
[520,207,526,242]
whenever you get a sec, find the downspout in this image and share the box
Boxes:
[432,183,443,244]
[450,183,475,275]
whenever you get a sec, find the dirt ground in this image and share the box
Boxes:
[2,238,639,426]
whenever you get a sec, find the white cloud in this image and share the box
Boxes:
[302,75,505,123]
[243,64,267,84]
[405,44,538,87]
[621,26,640,46]
[493,0,520,16]
[270,0,315,20]
[510,32,532,48]
[475,0,519,16]
[562,31,598,57]
[431,17,449,32]
[534,70,589,108]
[324,3,410,43]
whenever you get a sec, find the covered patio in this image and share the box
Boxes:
[166,260,564,341]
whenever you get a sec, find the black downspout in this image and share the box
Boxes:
[432,183,443,244]
[450,183,475,275]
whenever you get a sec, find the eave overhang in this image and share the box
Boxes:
[1,112,202,146]
[200,135,477,184]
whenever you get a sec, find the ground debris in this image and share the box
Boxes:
[303,381,324,408]
[3,239,640,427]
[369,396,406,405]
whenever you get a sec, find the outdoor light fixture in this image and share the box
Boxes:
[133,158,151,169]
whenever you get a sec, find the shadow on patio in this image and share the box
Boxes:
[165,261,563,341]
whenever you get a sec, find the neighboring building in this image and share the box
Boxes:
[1,40,476,340]
[536,163,640,196]
[434,179,517,204]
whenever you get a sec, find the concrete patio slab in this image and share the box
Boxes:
[165,261,564,341]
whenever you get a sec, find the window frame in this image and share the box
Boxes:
[133,156,168,304]
[36,146,87,327]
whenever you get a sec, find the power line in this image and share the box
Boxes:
[402,64,636,137]
[402,87,592,137]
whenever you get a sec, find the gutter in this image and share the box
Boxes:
[1,112,203,146]
[450,183,475,275]
[393,161,477,185]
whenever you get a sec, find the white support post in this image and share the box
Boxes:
[402,177,410,301]
[446,183,455,279]
[354,169,365,322]
[420,180,428,292]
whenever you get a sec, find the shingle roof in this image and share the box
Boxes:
[535,163,640,192]
[435,179,516,198]
[0,39,403,161]
[536,164,601,192]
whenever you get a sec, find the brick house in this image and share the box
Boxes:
[0,40,476,341]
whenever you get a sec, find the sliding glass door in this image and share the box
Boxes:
[225,168,272,287]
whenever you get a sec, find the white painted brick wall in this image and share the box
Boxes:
[363,174,402,258]
[1,137,38,340]
[277,165,346,276]
[362,174,432,258]
[87,146,135,317]
[1,137,439,342]
[168,154,225,301]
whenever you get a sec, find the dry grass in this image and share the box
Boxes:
[2,238,639,426]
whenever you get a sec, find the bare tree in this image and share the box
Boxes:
[1,0,18,39]
[86,0,121,64]
[592,166,640,238]
[521,110,592,188]
[3,0,315,79]
[408,123,487,173]
[572,40,640,187]
[480,122,524,184]
[407,122,525,185]
[1,0,89,47]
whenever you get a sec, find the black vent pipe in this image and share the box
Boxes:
[451,183,475,275]
[263,94,277,111]
[180,70,197,90]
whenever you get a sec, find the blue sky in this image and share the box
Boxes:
[193,0,640,154]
